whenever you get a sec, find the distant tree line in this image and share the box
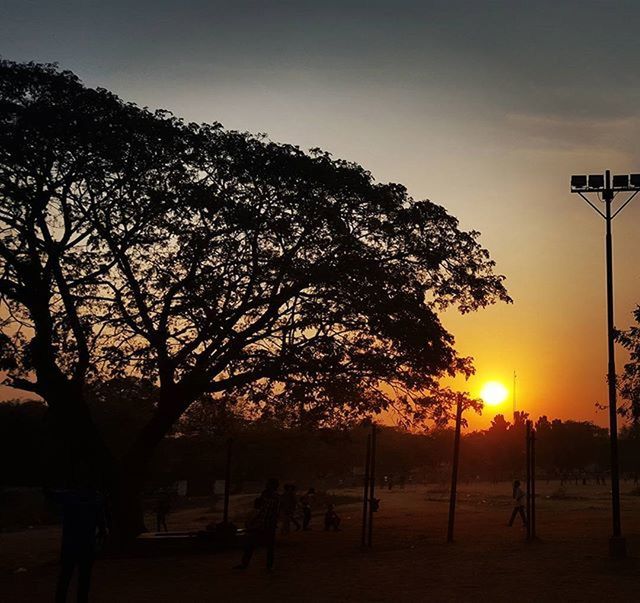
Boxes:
[3,391,640,494]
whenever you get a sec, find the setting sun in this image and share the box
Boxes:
[480,381,509,406]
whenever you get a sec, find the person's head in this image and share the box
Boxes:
[266,478,279,492]
[327,503,334,511]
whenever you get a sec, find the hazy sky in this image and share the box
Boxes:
[2,0,640,428]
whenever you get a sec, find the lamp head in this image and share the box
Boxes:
[571,175,587,189]
[588,174,605,189]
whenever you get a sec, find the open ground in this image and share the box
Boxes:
[3,481,640,602]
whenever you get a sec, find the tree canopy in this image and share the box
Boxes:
[0,59,510,532]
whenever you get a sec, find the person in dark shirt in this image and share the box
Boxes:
[53,487,107,603]
[235,478,280,571]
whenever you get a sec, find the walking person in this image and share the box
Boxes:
[54,486,107,603]
[154,489,171,532]
[280,484,301,534]
[300,487,315,531]
[235,478,280,571]
[507,479,527,527]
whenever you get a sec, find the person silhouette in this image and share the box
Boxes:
[324,503,341,531]
[235,478,280,571]
[280,484,301,534]
[54,486,107,603]
[154,489,171,532]
[507,479,527,527]
[300,487,315,531]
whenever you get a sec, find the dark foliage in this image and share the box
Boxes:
[0,60,509,534]
[617,306,640,424]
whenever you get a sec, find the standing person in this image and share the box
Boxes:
[54,486,107,603]
[507,479,527,527]
[280,484,301,534]
[300,487,315,531]
[154,489,171,532]
[235,478,280,571]
[324,503,341,531]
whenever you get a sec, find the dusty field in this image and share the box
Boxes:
[3,481,640,602]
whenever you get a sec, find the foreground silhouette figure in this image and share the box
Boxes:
[53,487,107,603]
[508,479,527,527]
[235,478,280,570]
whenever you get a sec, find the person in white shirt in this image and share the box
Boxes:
[508,479,527,527]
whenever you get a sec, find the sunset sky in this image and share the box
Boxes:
[2,1,640,428]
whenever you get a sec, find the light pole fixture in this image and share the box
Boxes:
[570,169,639,558]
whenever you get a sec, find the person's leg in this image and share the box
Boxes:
[238,531,257,568]
[334,517,341,531]
[518,506,527,526]
[55,556,76,603]
[508,506,518,526]
[281,513,290,534]
[76,555,94,603]
[266,529,276,570]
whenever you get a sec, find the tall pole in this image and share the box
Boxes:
[447,397,463,543]
[570,169,637,557]
[530,428,536,540]
[367,423,377,547]
[603,170,624,554]
[223,438,232,524]
[361,434,371,547]
[513,371,517,421]
[525,420,531,541]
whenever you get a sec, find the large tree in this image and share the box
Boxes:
[0,60,510,537]
[617,306,640,425]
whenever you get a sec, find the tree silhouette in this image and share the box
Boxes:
[617,306,640,425]
[0,60,510,536]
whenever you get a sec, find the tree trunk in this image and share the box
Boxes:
[108,460,148,544]
[110,395,190,542]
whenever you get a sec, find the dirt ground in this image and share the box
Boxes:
[3,481,640,602]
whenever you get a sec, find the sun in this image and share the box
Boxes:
[480,381,509,406]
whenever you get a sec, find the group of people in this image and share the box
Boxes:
[235,478,341,571]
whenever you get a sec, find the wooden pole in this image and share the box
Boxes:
[223,438,233,524]
[531,428,536,540]
[526,420,531,541]
[367,423,377,547]
[447,397,463,543]
[361,434,371,547]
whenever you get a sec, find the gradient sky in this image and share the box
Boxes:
[2,0,640,428]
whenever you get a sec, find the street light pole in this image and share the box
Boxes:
[603,172,622,546]
[570,169,639,558]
